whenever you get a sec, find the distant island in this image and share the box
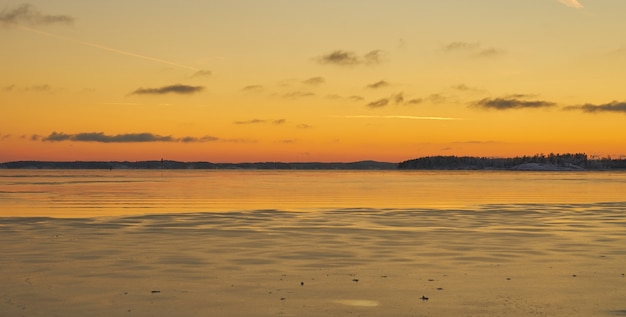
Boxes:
[1,153,625,170]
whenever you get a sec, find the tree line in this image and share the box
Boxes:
[398,153,626,170]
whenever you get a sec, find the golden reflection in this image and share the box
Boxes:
[1,170,626,217]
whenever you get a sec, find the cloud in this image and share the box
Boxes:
[558,0,584,9]
[282,91,315,99]
[366,92,421,108]
[366,80,389,89]
[475,48,505,58]
[406,98,423,105]
[0,3,74,27]
[331,115,462,121]
[317,49,385,66]
[278,139,296,144]
[473,97,557,110]
[367,98,390,108]
[363,50,385,64]
[564,101,626,114]
[179,136,220,143]
[302,77,325,85]
[443,42,504,58]
[41,132,222,143]
[131,84,204,95]
[241,85,263,92]
[233,119,287,125]
[443,42,481,52]
[25,84,52,92]
[234,119,266,125]
[190,70,212,78]
[297,124,313,129]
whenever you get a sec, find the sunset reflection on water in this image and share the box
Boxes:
[1,170,625,217]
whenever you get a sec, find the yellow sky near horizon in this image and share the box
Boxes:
[1,0,626,162]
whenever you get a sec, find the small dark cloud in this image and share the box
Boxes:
[180,135,220,143]
[444,41,480,52]
[1,134,11,140]
[475,48,505,58]
[0,4,74,27]
[4,84,16,91]
[367,98,390,108]
[474,97,557,110]
[317,49,385,66]
[278,139,296,144]
[406,98,423,105]
[349,95,364,102]
[451,84,484,94]
[30,134,40,141]
[366,80,389,89]
[318,50,360,65]
[366,92,419,108]
[234,119,266,125]
[443,42,504,58]
[41,131,220,143]
[241,85,263,92]
[428,94,447,104]
[273,119,286,125]
[190,70,212,78]
[131,84,204,95]
[302,77,325,85]
[363,50,385,64]
[391,92,404,105]
[297,124,313,129]
[564,101,626,114]
[25,84,52,92]
[452,84,471,91]
[283,91,315,99]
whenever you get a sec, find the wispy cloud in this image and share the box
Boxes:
[131,84,204,95]
[367,98,390,108]
[41,132,222,143]
[365,92,419,108]
[443,42,480,52]
[443,41,505,58]
[190,70,212,78]
[317,49,385,66]
[0,3,74,27]
[564,101,626,114]
[366,80,390,89]
[302,77,325,85]
[234,119,266,125]
[282,91,315,99]
[241,85,264,92]
[473,97,557,110]
[233,118,287,125]
[558,0,584,9]
[331,115,462,121]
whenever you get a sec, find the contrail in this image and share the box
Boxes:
[558,0,584,9]
[19,26,199,71]
[331,115,463,120]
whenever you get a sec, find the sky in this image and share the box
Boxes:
[1,0,626,163]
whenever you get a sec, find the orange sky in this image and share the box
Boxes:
[1,1,625,162]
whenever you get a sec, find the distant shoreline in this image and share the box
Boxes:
[2,154,626,170]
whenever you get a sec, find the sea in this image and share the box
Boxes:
[1,169,626,316]
[1,169,626,217]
